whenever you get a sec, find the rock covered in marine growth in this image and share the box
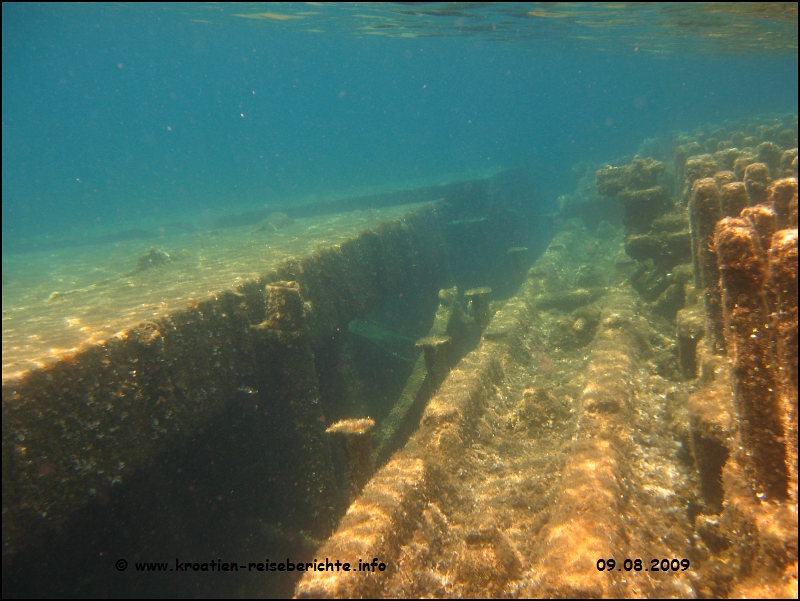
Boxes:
[719,181,749,218]
[682,154,719,204]
[714,217,790,500]
[326,418,376,503]
[767,229,798,502]
[780,148,798,177]
[766,177,798,229]
[743,162,771,206]
[596,155,693,321]
[415,335,452,386]
[464,287,493,330]
[689,178,725,354]
[595,156,669,234]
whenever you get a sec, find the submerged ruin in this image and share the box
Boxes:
[2,116,798,598]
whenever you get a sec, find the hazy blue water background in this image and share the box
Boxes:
[2,2,798,245]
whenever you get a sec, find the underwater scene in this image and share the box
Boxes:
[2,2,798,598]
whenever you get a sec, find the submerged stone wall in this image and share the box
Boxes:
[665,117,797,596]
[1,205,446,560]
[295,222,700,598]
[294,116,798,598]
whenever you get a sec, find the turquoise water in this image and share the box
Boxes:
[3,2,797,245]
[2,5,798,598]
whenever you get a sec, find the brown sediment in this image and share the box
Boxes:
[714,217,788,500]
[689,178,725,354]
[768,229,798,502]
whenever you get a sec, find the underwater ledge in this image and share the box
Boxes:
[295,211,797,598]
[1,201,448,562]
